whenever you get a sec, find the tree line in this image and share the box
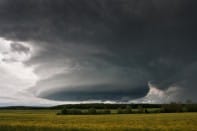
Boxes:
[58,103,197,115]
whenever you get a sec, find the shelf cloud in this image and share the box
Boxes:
[0,0,197,106]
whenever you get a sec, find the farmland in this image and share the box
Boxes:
[0,110,197,131]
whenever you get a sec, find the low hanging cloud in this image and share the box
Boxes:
[0,0,197,105]
[130,82,182,103]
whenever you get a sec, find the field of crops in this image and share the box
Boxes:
[0,110,197,131]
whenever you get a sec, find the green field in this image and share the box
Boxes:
[0,110,197,131]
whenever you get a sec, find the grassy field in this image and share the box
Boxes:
[0,110,197,131]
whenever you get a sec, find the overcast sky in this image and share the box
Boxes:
[0,0,197,106]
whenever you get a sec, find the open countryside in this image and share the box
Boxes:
[0,109,197,131]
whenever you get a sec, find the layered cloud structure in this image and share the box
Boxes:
[0,0,197,106]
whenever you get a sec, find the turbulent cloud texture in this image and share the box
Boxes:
[0,0,197,106]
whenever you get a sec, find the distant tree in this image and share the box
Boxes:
[137,105,144,113]
[161,102,182,113]
[186,104,197,112]
[69,108,82,114]
[182,106,188,112]
[117,107,123,114]
[103,108,111,114]
[144,108,148,113]
[124,105,132,114]
[61,107,68,114]
[88,108,97,114]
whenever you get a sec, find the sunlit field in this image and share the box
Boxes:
[0,110,197,131]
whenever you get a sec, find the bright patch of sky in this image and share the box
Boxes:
[0,37,66,106]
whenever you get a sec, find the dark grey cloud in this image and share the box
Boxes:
[0,0,197,103]
[29,65,152,102]
[10,43,30,54]
[40,85,148,102]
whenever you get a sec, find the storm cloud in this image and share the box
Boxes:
[0,0,197,105]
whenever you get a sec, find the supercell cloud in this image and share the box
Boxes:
[0,0,197,106]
